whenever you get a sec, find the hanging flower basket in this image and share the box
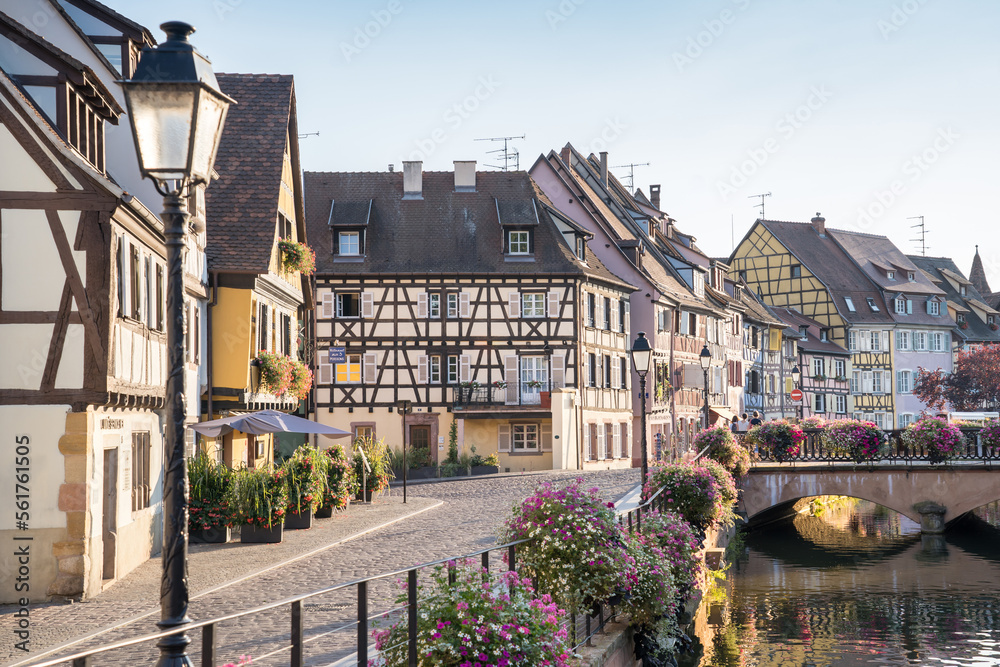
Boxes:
[277,239,316,275]
[253,352,312,401]
[821,419,888,463]
[746,420,805,463]
[902,417,965,464]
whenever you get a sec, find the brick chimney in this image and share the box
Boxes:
[650,184,661,210]
[402,161,422,199]
[599,151,609,185]
[454,160,476,192]
[811,212,826,236]
[560,145,571,166]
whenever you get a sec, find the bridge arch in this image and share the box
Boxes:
[741,467,1000,526]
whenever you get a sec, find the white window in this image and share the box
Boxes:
[961,285,967,296]
[812,358,824,377]
[896,330,910,351]
[851,371,861,394]
[814,394,826,413]
[872,413,886,429]
[834,359,845,377]
[522,293,545,318]
[898,413,915,428]
[509,231,529,255]
[913,332,927,351]
[870,331,881,351]
[336,293,360,318]
[336,354,361,383]
[447,355,459,384]
[872,371,883,394]
[836,395,847,413]
[895,298,906,314]
[928,300,940,316]
[520,356,548,404]
[428,356,441,383]
[576,237,586,260]
[447,293,459,318]
[848,330,858,351]
[845,296,856,312]
[512,424,539,451]
[428,293,441,318]
[908,272,915,281]
[339,231,359,255]
[887,271,895,280]
[897,370,911,394]
[867,297,880,312]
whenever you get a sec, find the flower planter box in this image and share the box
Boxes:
[471,465,499,476]
[189,526,231,544]
[240,522,283,544]
[407,466,439,480]
[314,506,333,519]
[284,509,313,530]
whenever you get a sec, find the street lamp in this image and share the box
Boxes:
[630,332,652,489]
[700,345,712,429]
[121,22,233,667]
[791,364,802,420]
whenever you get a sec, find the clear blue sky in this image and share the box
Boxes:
[123,0,1000,289]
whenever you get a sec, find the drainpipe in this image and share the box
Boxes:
[310,270,318,448]
[668,307,677,460]
[779,337,786,419]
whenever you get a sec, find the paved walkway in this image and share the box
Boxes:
[2,469,640,667]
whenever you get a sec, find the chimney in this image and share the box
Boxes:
[560,145,571,166]
[650,184,661,210]
[811,212,826,236]
[454,160,476,192]
[599,151,609,185]
[402,161,422,199]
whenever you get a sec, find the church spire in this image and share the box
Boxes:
[970,245,992,296]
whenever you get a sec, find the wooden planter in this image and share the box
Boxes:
[285,509,313,529]
[240,522,283,543]
[189,526,231,544]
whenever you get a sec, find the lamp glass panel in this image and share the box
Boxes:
[190,89,227,181]
[128,86,195,178]
[631,348,651,373]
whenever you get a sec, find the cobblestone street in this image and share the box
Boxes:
[2,469,638,667]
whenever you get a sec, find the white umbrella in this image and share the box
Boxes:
[188,410,351,439]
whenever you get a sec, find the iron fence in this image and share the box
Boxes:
[751,427,999,464]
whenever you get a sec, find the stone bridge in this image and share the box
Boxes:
[740,464,1000,533]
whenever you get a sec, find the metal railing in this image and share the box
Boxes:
[751,427,999,464]
[453,384,552,408]
[27,480,673,667]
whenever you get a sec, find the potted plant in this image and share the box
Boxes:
[469,445,500,475]
[187,452,234,544]
[745,419,805,463]
[902,416,966,464]
[406,444,438,479]
[316,444,357,518]
[353,435,394,501]
[821,419,888,464]
[233,465,288,543]
[694,425,751,478]
[282,445,328,529]
[981,420,1000,456]
[277,239,316,275]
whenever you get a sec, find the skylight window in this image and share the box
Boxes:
[867,298,879,312]
[844,297,856,312]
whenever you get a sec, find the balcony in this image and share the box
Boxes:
[453,384,551,410]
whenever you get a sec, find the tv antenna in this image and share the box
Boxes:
[298,131,320,139]
[475,134,525,171]
[611,162,649,194]
[749,192,771,220]
[909,216,928,256]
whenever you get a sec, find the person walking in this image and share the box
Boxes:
[730,415,740,433]
[750,410,763,427]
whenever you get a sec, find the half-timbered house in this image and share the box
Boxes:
[772,307,851,420]
[304,163,636,471]
[910,253,1000,353]
[738,287,795,419]
[202,73,311,467]
[0,5,208,601]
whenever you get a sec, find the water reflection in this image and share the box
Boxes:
[682,500,1000,666]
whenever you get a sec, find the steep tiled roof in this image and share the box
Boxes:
[206,74,295,274]
[303,169,635,290]
[970,246,992,296]
[757,220,893,325]
[908,255,1000,344]
[771,307,851,356]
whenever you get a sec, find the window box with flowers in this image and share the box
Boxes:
[277,239,316,275]
[990,323,999,332]
[526,379,544,389]
[252,352,313,401]
[902,416,966,464]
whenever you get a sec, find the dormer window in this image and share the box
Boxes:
[927,300,940,316]
[960,285,967,296]
[509,230,530,255]
[575,237,586,261]
[844,297,856,312]
[887,271,895,280]
[867,298,880,312]
[338,231,360,255]
[799,325,808,340]
[820,329,829,342]
[957,313,966,325]
[894,297,911,315]
[329,199,371,261]
[908,272,915,281]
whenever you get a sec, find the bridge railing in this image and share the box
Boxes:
[752,427,999,464]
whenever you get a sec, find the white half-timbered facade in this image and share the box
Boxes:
[305,163,636,471]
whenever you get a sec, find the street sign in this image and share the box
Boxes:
[328,346,346,363]
[790,389,803,402]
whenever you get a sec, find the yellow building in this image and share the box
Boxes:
[203,74,312,467]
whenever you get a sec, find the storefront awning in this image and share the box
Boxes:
[709,406,737,423]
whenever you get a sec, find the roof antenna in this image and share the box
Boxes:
[611,162,650,195]
[298,131,320,139]
[908,216,928,256]
[748,192,771,220]
[475,134,525,171]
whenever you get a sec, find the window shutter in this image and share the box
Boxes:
[595,298,603,330]
[551,354,565,389]
[611,356,620,389]
[504,355,519,405]
[459,291,470,318]
[508,291,520,319]
[583,355,591,387]
[595,354,604,388]
[597,425,606,460]
[361,291,374,319]
[321,292,334,319]
[418,355,428,384]
[926,300,932,314]
[460,355,471,383]
[363,352,377,383]
[862,371,873,393]
[611,299,619,332]
[906,299,912,314]
[547,289,560,318]
[625,422,632,459]
[584,425,592,461]
[613,423,621,458]
[417,292,428,318]
[498,423,512,453]
[623,300,630,335]
[318,361,332,385]
[882,331,889,351]
[541,424,552,452]
[883,371,891,394]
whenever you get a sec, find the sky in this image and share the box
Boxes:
[123,0,1000,290]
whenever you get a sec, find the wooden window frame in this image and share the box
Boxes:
[512,422,540,452]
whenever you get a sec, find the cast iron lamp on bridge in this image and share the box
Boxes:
[630,333,652,488]
[699,345,712,429]
[120,21,234,667]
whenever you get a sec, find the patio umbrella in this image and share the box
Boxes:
[188,410,351,439]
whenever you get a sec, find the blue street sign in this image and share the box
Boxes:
[328,346,346,363]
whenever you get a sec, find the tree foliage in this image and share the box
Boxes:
[914,346,1000,413]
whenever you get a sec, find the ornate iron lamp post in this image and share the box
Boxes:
[700,345,712,429]
[630,332,652,489]
[121,21,233,667]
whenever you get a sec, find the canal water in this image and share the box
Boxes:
[684,500,1000,666]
